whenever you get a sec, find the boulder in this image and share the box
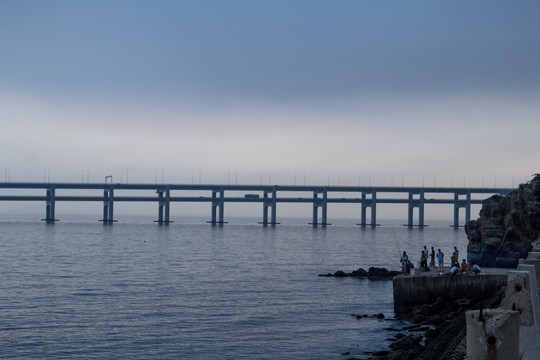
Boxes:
[367,267,392,280]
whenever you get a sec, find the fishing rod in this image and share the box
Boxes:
[392,230,401,254]
[392,230,405,271]
[383,253,401,267]
[394,232,418,249]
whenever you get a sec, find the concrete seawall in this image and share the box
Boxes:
[393,270,508,315]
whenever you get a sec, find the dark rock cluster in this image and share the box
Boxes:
[356,285,507,360]
[318,267,401,281]
[465,174,540,268]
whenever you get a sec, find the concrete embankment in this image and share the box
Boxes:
[386,243,540,360]
[393,268,509,315]
[381,270,508,360]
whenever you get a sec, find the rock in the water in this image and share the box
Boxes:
[318,267,400,280]
[465,174,540,268]
[350,268,368,277]
[367,267,391,280]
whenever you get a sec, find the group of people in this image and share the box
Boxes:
[400,246,481,275]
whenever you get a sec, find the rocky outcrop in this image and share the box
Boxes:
[318,267,401,280]
[465,174,540,268]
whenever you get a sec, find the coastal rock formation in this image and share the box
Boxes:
[465,174,540,268]
[318,267,401,280]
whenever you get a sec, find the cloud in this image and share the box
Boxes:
[2,1,539,104]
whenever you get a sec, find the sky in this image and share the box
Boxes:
[1,1,540,219]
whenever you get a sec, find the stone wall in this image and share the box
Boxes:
[393,274,508,315]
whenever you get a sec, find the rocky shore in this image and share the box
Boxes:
[362,284,507,360]
[465,174,540,268]
[323,267,507,360]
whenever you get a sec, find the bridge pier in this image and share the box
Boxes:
[360,192,367,226]
[419,192,425,227]
[155,188,172,225]
[322,189,328,226]
[261,187,279,226]
[466,191,471,223]
[271,187,277,225]
[407,193,414,227]
[452,191,472,228]
[359,189,377,227]
[262,191,269,225]
[406,191,425,227]
[209,187,227,225]
[42,186,58,223]
[312,192,319,226]
[101,187,116,224]
[211,190,217,224]
[311,189,330,227]
[453,194,460,228]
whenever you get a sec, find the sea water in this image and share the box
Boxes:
[0,215,468,359]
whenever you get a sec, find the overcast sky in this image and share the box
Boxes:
[1,0,539,191]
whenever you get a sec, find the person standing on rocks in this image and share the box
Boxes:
[436,249,444,273]
[400,251,409,274]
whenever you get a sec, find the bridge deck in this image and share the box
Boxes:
[0,182,512,226]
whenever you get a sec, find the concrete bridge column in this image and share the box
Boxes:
[419,190,425,228]
[45,198,51,222]
[321,188,328,227]
[218,187,225,225]
[262,191,269,226]
[43,186,57,223]
[210,190,218,225]
[360,192,367,227]
[164,187,171,224]
[155,188,171,225]
[156,189,164,224]
[312,192,319,227]
[453,193,460,228]
[407,192,414,227]
[102,187,115,224]
[108,188,114,223]
[466,190,472,223]
[270,186,277,226]
[209,188,226,225]
[102,189,109,223]
[370,189,377,227]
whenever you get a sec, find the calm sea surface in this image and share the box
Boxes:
[0,215,468,359]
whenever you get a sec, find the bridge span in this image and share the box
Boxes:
[0,182,513,227]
